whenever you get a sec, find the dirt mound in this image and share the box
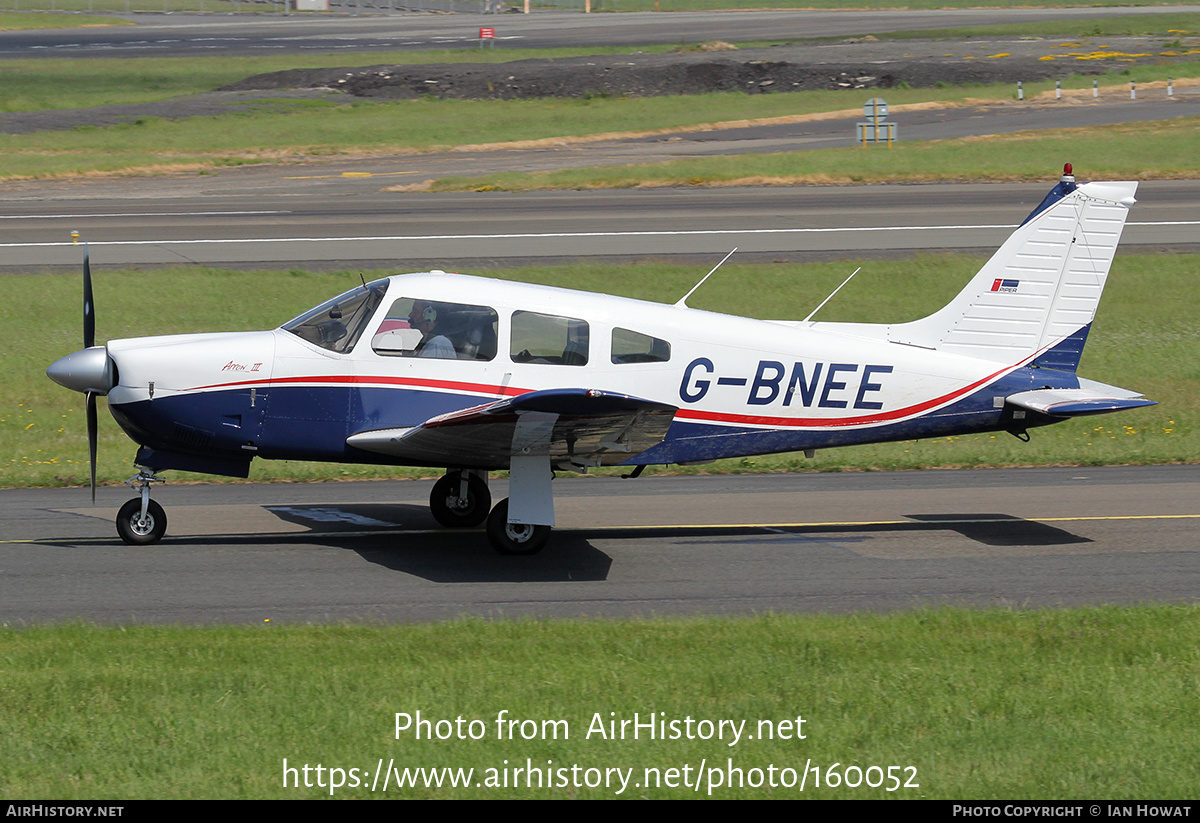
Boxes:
[220,46,1071,101]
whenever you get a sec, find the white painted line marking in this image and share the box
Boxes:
[0,211,290,220]
[0,222,1191,249]
[0,225,1015,248]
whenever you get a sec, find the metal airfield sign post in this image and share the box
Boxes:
[857,97,897,148]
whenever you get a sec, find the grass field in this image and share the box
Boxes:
[10,252,1193,490]
[0,10,130,28]
[875,11,1200,40]
[1,14,1199,181]
[423,115,1200,192]
[17,34,1095,113]
[2,606,1198,798]
[4,13,1199,112]
[0,45,705,113]
[5,72,1200,183]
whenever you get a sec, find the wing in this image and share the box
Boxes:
[1006,378,1156,418]
[346,388,678,470]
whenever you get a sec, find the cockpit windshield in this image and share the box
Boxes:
[281,280,387,354]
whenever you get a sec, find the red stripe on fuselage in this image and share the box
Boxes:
[674,359,1016,429]
[186,374,528,398]
[185,354,1031,432]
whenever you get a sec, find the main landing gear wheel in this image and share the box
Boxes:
[429,472,491,528]
[486,498,550,556]
[116,498,167,546]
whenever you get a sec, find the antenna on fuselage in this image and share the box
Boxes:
[675,248,737,309]
[803,267,862,323]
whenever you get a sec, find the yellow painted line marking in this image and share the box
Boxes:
[580,514,1200,532]
[5,513,1198,545]
[1041,514,1200,523]
[282,170,425,180]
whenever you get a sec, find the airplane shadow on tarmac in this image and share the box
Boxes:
[903,514,1092,547]
[261,501,615,583]
[151,503,1093,584]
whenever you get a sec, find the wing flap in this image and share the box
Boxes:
[347,388,677,469]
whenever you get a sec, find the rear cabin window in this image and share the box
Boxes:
[611,328,671,364]
[510,311,589,366]
[371,298,498,361]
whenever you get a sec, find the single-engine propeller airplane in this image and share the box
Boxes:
[48,165,1154,554]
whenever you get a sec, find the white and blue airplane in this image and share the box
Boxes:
[47,166,1153,554]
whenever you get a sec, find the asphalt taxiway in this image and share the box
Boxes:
[2,179,1199,269]
[1,466,1195,624]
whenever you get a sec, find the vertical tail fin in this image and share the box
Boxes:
[888,168,1137,370]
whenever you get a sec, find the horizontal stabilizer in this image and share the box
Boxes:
[1006,379,1155,418]
[347,388,677,469]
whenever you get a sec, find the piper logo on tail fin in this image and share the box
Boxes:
[991,278,1020,293]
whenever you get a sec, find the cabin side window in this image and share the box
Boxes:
[371,298,498,361]
[510,311,589,366]
[611,328,671,364]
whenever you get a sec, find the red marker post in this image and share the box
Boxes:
[479,27,496,49]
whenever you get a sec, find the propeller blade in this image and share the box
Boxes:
[83,248,95,350]
[86,391,97,505]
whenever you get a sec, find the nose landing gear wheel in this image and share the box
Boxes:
[486,498,550,555]
[429,472,491,528]
[116,498,167,546]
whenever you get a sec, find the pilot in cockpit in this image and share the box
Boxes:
[409,301,456,359]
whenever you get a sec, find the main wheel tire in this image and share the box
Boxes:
[486,498,550,556]
[116,498,167,546]
[429,472,491,528]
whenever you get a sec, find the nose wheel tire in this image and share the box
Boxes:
[430,472,491,528]
[116,499,167,546]
[485,498,550,555]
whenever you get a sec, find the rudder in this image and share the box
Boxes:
[888,168,1137,369]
